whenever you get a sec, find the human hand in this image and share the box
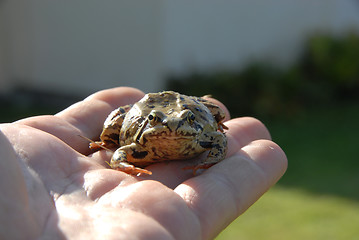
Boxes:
[0,87,287,240]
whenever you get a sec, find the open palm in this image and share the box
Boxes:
[0,87,287,240]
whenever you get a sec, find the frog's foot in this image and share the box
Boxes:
[183,163,216,175]
[78,135,111,150]
[110,148,152,175]
[89,141,106,150]
[109,160,152,175]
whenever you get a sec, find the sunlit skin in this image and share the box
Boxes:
[0,87,287,240]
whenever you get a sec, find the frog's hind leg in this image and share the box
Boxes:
[100,105,133,146]
[109,144,152,175]
[197,97,228,131]
[184,131,227,175]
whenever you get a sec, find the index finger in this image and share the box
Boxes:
[16,87,144,155]
[57,87,145,138]
[175,140,287,239]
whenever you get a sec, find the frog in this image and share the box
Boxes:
[90,91,228,175]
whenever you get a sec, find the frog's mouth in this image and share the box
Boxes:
[135,125,198,143]
[134,122,200,145]
[145,131,198,139]
[149,135,197,139]
[144,125,199,137]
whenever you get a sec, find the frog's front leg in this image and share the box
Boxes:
[98,105,133,146]
[185,131,228,174]
[110,143,152,175]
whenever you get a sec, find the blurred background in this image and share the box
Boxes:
[1,1,359,239]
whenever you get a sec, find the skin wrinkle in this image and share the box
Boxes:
[231,152,269,207]
[39,206,65,240]
[175,184,208,239]
[103,181,198,240]
[11,122,80,163]
[26,169,54,233]
[244,140,287,187]
[89,207,123,240]
[15,122,104,194]
[39,147,93,199]
[180,175,237,237]
[96,197,163,239]
[10,125,88,204]
[178,186,203,226]
[49,171,84,204]
[116,210,176,240]
[47,162,81,197]
[151,194,200,239]
[1,131,55,239]
[204,169,242,217]
[82,172,99,201]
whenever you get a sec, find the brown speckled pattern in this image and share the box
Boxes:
[92,91,228,175]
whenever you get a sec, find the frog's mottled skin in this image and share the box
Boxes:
[91,91,228,175]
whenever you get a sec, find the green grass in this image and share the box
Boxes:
[217,103,359,239]
[217,187,359,240]
[270,102,359,199]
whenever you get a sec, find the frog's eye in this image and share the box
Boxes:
[186,111,196,124]
[148,111,163,125]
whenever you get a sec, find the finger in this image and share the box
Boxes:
[56,87,145,138]
[174,139,287,239]
[202,96,231,121]
[0,130,41,238]
[16,87,144,154]
[225,117,271,157]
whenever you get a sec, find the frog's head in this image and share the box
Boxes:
[137,109,208,144]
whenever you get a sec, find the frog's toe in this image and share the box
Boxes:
[183,163,216,175]
[119,166,152,175]
[89,141,103,150]
[110,161,152,175]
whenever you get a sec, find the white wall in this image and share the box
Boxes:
[0,0,14,93]
[163,0,359,74]
[1,0,359,95]
[2,0,165,94]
